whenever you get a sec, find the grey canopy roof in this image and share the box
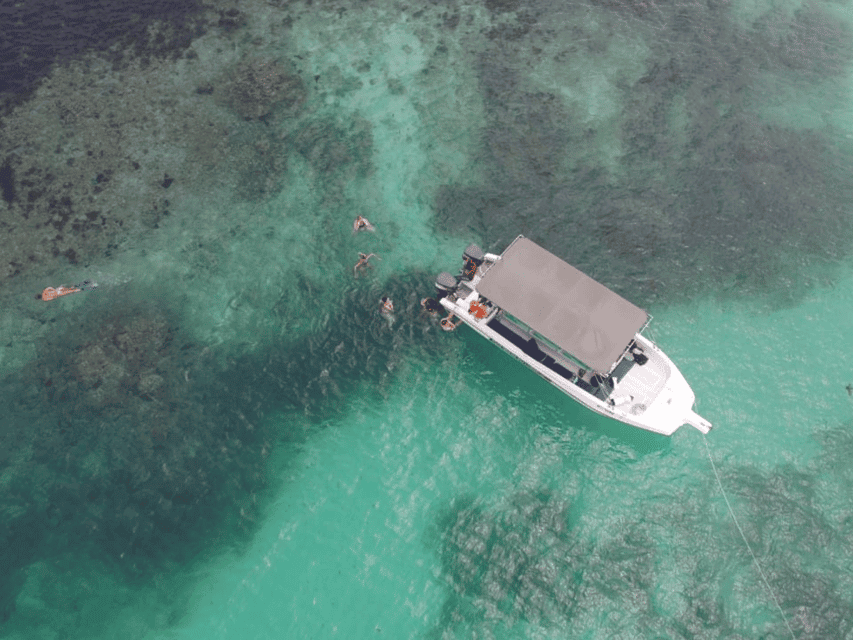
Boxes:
[477,237,648,372]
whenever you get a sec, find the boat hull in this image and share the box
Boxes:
[439,259,711,436]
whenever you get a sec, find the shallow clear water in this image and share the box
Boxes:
[1,0,853,638]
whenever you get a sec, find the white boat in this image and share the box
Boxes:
[432,236,712,436]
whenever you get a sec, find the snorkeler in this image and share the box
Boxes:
[352,215,375,234]
[354,252,379,276]
[37,280,97,301]
[440,313,462,332]
[420,297,440,315]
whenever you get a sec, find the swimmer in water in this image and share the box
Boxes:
[440,313,462,332]
[352,215,375,234]
[380,296,394,314]
[420,297,440,315]
[36,280,97,301]
[353,252,378,276]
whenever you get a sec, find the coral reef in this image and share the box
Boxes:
[437,491,583,631]
[0,26,311,283]
[432,460,853,640]
[0,273,450,619]
[218,58,306,121]
[0,0,207,113]
[0,298,270,619]
[432,0,853,308]
[289,115,374,207]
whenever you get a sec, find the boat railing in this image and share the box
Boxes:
[605,313,654,376]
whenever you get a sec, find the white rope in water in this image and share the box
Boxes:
[702,435,797,640]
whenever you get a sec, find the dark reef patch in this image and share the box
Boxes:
[288,115,374,207]
[433,491,585,634]
[0,293,271,618]
[0,271,452,620]
[217,7,247,33]
[217,58,306,121]
[291,117,373,176]
[0,157,127,278]
[480,73,572,186]
[484,0,522,14]
[220,126,292,203]
[196,57,309,202]
[0,0,208,112]
[717,427,853,640]
[754,3,853,79]
[240,272,454,418]
[0,160,15,205]
[429,426,853,639]
[433,0,853,308]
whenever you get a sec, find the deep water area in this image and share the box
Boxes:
[1,0,853,637]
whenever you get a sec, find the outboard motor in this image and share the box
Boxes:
[462,244,485,267]
[434,271,458,300]
[460,244,485,281]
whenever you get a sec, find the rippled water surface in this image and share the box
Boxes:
[1,0,853,637]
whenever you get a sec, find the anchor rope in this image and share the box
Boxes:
[702,435,797,640]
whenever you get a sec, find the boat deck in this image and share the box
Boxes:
[610,349,670,412]
[487,316,605,397]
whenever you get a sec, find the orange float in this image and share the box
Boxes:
[40,285,81,301]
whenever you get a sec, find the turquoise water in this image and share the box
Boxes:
[1,0,853,637]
